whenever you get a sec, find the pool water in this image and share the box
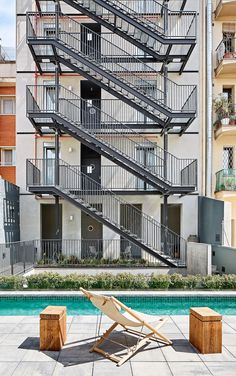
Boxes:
[0,296,236,315]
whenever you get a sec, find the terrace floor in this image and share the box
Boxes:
[0,315,236,376]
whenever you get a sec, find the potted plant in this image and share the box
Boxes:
[224,51,234,59]
[213,94,231,126]
[230,114,236,126]
[225,177,234,190]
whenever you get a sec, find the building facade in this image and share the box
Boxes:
[16,0,205,266]
[213,0,236,247]
[0,46,16,185]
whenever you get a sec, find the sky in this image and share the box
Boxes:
[0,0,16,57]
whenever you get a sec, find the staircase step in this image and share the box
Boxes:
[95,211,103,216]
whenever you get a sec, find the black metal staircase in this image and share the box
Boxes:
[25,1,198,268]
[36,0,196,71]
[26,12,197,131]
[26,158,187,267]
[26,84,197,194]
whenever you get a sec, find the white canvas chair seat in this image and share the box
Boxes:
[80,288,172,366]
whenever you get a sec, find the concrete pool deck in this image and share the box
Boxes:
[0,314,236,376]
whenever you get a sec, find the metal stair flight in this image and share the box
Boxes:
[27,158,187,267]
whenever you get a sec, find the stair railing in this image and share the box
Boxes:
[26,12,197,114]
[27,84,198,188]
[26,158,187,265]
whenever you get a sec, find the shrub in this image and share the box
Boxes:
[0,275,24,289]
[149,274,171,289]
[1,272,236,290]
[169,274,186,289]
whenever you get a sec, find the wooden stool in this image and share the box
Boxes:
[40,306,67,351]
[189,307,222,354]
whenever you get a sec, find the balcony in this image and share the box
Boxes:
[76,165,159,194]
[215,38,236,77]
[214,103,236,139]
[215,0,236,18]
[215,169,236,194]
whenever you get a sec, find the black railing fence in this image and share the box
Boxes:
[26,158,187,266]
[0,238,186,276]
[0,241,36,276]
[26,12,197,114]
[26,85,197,189]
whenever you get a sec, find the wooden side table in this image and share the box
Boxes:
[189,307,222,354]
[40,306,67,351]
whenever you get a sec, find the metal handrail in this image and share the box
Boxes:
[26,158,187,264]
[26,12,197,114]
[215,168,236,192]
[27,84,198,188]
[216,37,236,65]
[64,0,197,38]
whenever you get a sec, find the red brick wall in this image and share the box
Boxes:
[0,115,16,146]
[0,86,15,95]
[0,166,16,184]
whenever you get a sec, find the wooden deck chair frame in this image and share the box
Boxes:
[80,288,172,366]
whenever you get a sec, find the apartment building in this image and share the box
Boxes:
[213,0,236,246]
[0,45,16,184]
[16,0,204,267]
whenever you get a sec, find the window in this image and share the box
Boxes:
[0,97,15,114]
[223,147,234,169]
[136,145,158,190]
[41,1,56,11]
[0,149,15,166]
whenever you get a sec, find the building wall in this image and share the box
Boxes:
[16,0,202,244]
[0,62,16,185]
[212,0,236,246]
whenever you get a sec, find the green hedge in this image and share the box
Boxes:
[1,272,236,290]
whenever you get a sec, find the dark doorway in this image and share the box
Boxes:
[81,23,101,59]
[161,204,181,258]
[41,204,62,240]
[81,80,101,129]
[41,204,62,259]
[81,204,103,258]
[161,204,181,235]
[120,204,142,259]
[81,144,101,186]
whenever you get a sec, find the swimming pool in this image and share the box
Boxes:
[1,295,236,315]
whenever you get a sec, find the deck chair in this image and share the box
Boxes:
[80,288,172,366]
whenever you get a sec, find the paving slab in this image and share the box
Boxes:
[93,360,132,376]
[198,347,236,362]
[52,362,93,376]
[205,362,236,376]
[0,314,235,375]
[131,362,172,376]
[0,362,19,376]
[12,361,56,376]
[161,343,201,362]
[168,362,212,376]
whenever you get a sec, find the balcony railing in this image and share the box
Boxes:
[0,240,36,276]
[0,238,170,275]
[26,12,197,115]
[81,165,156,191]
[34,239,162,266]
[215,169,236,192]
[216,37,236,65]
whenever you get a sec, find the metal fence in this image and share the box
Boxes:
[0,238,170,275]
[215,169,236,192]
[0,241,36,276]
[34,239,163,266]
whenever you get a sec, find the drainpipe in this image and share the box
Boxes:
[206,0,213,197]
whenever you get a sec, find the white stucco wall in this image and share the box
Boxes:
[16,0,202,247]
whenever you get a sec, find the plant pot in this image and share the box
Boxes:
[221,118,230,126]
[224,52,234,59]
[230,120,235,126]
